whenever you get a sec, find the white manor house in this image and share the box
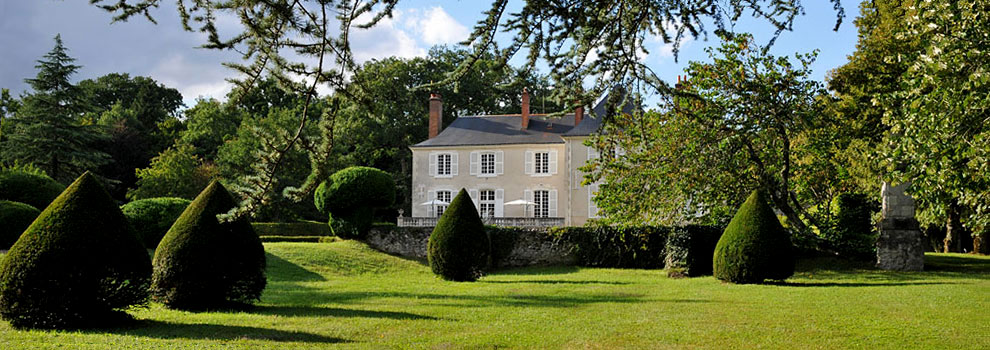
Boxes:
[399,89,619,228]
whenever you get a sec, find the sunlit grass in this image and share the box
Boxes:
[1,241,987,349]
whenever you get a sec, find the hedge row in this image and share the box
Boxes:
[251,221,331,237]
[548,225,724,276]
[259,236,338,243]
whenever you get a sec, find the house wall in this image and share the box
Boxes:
[410,143,569,220]
[410,141,601,226]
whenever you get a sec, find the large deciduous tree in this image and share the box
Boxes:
[89,0,843,218]
[1,35,109,183]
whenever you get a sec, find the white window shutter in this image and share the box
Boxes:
[429,153,437,177]
[549,190,558,217]
[589,183,599,218]
[470,151,480,175]
[524,190,533,217]
[450,152,459,176]
[588,146,599,161]
[469,189,479,210]
[427,190,436,216]
[495,150,504,175]
[549,150,558,174]
[525,151,534,175]
[495,189,504,217]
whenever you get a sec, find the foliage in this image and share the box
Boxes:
[713,189,795,284]
[0,172,150,329]
[258,235,338,243]
[551,225,670,269]
[823,193,877,260]
[0,164,66,209]
[664,225,725,276]
[128,143,217,201]
[427,189,490,281]
[151,180,266,310]
[315,166,394,239]
[0,35,109,182]
[89,0,843,220]
[179,98,243,161]
[251,221,331,237]
[586,33,827,236]
[120,197,192,249]
[0,201,40,250]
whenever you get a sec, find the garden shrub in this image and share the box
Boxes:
[551,225,669,269]
[824,193,877,260]
[0,200,40,250]
[665,225,724,276]
[0,172,150,329]
[258,235,338,243]
[251,221,331,237]
[314,166,395,239]
[120,197,192,249]
[713,189,795,284]
[151,180,266,310]
[0,166,65,210]
[428,189,490,281]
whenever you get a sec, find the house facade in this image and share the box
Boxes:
[403,89,608,227]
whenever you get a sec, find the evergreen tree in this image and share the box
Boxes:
[1,35,109,183]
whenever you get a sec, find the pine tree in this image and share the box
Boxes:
[1,35,108,183]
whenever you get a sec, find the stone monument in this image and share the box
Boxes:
[876,181,925,271]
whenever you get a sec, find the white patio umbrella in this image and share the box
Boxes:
[420,199,450,217]
[504,199,536,217]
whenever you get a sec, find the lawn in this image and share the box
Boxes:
[0,241,987,349]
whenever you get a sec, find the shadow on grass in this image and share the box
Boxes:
[924,254,990,275]
[490,265,581,276]
[250,305,439,320]
[102,319,347,343]
[266,252,326,282]
[300,290,647,308]
[764,281,954,288]
[481,279,631,285]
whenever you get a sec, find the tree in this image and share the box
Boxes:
[586,33,827,236]
[713,189,795,284]
[89,0,843,219]
[0,35,109,183]
[314,166,395,238]
[427,189,490,282]
[179,98,244,161]
[128,143,217,200]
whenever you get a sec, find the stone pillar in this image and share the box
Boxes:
[876,181,925,271]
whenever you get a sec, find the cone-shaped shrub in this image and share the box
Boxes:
[713,189,794,283]
[0,167,65,210]
[151,180,266,310]
[120,197,192,249]
[0,172,151,329]
[427,189,490,281]
[0,200,40,249]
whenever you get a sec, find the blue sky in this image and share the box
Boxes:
[0,0,859,107]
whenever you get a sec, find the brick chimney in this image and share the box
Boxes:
[429,93,442,139]
[574,101,584,126]
[521,88,530,130]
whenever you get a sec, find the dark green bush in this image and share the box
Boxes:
[314,167,394,239]
[0,166,66,210]
[251,221,331,237]
[0,200,40,250]
[151,180,266,310]
[713,189,795,284]
[665,225,725,276]
[824,193,877,260]
[551,225,669,269]
[120,197,192,249]
[0,172,150,329]
[428,189,490,281]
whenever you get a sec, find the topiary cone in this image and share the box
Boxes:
[151,180,266,310]
[427,189,491,282]
[713,189,794,284]
[0,172,151,329]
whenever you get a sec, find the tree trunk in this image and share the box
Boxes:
[943,202,972,253]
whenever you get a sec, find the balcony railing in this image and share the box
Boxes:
[397,216,564,228]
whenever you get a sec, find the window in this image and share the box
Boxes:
[534,190,549,218]
[437,154,451,176]
[534,152,549,174]
[481,152,495,175]
[479,190,495,218]
[435,190,452,217]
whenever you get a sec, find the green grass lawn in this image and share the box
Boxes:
[1,241,987,349]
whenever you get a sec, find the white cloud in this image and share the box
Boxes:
[407,7,469,46]
[350,9,426,63]
[150,54,234,102]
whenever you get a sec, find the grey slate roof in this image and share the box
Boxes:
[411,114,579,148]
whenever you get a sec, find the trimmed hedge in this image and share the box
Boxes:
[665,225,724,276]
[0,201,40,250]
[428,189,490,281]
[120,197,192,249]
[315,166,395,239]
[151,180,266,310]
[0,172,151,329]
[251,221,331,237]
[713,189,795,284]
[550,225,670,269]
[0,167,65,210]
